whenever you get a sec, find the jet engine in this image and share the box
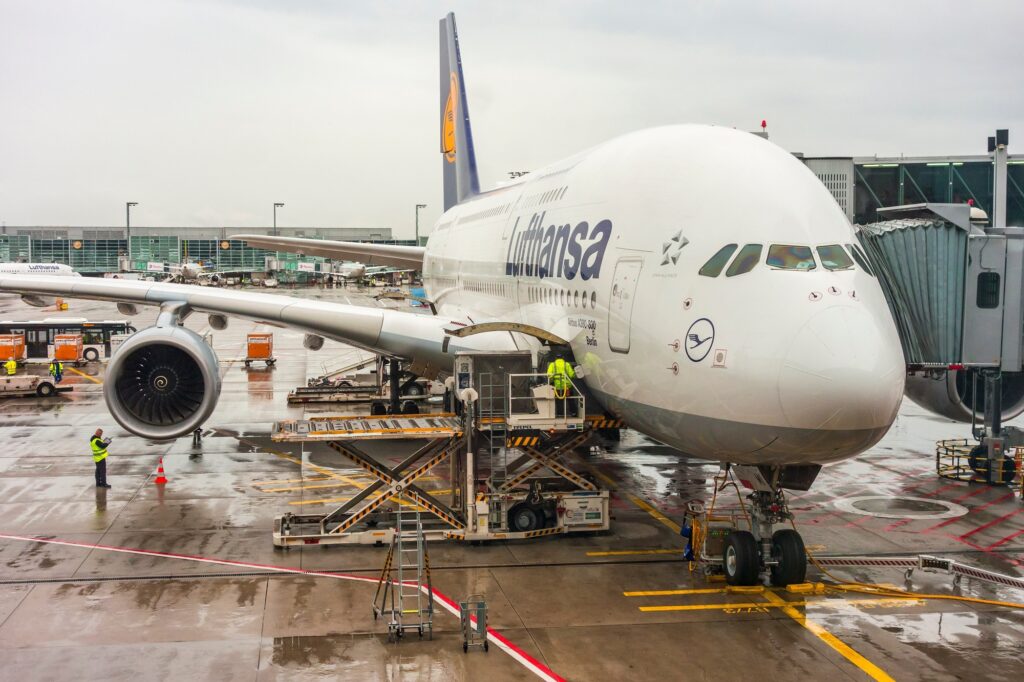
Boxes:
[104,326,221,440]
[904,369,1024,423]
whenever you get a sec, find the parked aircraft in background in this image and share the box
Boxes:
[0,262,80,307]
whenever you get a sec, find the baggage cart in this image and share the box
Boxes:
[459,594,488,652]
[244,333,276,367]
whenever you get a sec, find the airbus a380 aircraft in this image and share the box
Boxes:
[0,262,80,306]
[0,13,946,584]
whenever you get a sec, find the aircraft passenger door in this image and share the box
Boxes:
[608,258,643,353]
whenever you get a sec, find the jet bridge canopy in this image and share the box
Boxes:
[857,203,1024,371]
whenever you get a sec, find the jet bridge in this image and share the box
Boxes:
[858,191,1024,485]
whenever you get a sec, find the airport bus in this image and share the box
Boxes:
[0,319,137,362]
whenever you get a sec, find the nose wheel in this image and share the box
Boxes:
[709,465,811,587]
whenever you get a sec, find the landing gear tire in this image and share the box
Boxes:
[769,529,807,587]
[508,504,540,532]
[723,530,760,586]
[968,445,1016,484]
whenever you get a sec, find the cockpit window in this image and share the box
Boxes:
[844,243,875,276]
[816,244,854,271]
[767,245,816,270]
[698,244,738,277]
[725,244,763,277]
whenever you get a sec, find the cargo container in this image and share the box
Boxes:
[245,333,276,367]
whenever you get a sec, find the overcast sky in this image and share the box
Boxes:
[2,1,1021,237]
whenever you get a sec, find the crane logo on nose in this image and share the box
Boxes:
[685,318,715,362]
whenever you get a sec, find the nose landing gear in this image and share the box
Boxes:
[696,464,814,587]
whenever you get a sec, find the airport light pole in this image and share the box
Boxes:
[415,204,427,245]
[126,202,138,261]
[273,202,285,236]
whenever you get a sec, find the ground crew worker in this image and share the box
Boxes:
[90,428,112,488]
[4,357,16,376]
[48,358,64,383]
[546,353,577,417]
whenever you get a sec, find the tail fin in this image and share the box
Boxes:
[440,12,480,211]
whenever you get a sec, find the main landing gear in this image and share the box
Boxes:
[696,464,817,587]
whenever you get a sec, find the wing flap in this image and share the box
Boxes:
[230,235,425,269]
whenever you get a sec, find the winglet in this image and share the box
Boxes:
[440,12,480,211]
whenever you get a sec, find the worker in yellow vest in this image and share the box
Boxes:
[546,353,577,417]
[48,358,64,383]
[4,358,16,376]
[90,428,112,488]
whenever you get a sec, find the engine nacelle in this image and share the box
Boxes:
[104,326,221,440]
[905,370,1024,423]
[21,294,55,307]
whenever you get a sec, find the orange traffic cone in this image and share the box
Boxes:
[154,457,168,485]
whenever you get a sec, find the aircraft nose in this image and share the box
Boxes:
[778,305,904,431]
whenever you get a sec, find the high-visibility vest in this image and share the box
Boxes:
[546,358,575,392]
[90,436,108,463]
[49,362,63,377]
[4,360,16,376]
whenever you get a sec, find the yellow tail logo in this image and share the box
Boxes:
[443,72,457,163]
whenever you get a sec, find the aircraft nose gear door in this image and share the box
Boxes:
[608,258,642,353]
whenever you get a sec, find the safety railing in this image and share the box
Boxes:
[506,372,585,428]
[936,438,1021,485]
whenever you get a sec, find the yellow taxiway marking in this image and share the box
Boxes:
[592,471,618,487]
[587,548,683,557]
[65,366,102,384]
[639,596,919,613]
[262,481,357,493]
[627,494,681,534]
[761,590,896,682]
[625,588,727,597]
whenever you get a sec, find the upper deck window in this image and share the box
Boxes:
[698,244,738,277]
[767,245,816,271]
[725,244,763,277]
[816,244,854,271]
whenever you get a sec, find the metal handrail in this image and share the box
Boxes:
[507,372,585,422]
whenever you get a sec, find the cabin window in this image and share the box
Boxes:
[817,245,854,270]
[591,292,597,308]
[574,291,580,307]
[845,243,875,277]
[725,244,763,277]
[767,245,816,270]
[698,244,738,277]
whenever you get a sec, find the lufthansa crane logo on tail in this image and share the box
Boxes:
[685,318,715,362]
[443,72,457,163]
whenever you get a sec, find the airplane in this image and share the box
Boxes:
[0,262,80,307]
[2,12,1006,586]
[132,260,244,286]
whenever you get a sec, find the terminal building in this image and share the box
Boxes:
[0,226,409,278]
[803,152,1024,226]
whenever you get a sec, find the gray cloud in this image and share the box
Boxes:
[1,0,1020,235]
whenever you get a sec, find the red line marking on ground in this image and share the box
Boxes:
[959,508,1024,541]
[921,482,962,498]
[921,492,1017,533]
[950,486,990,504]
[883,518,913,532]
[0,533,565,682]
[843,515,873,529]
[939,533,1023,567]
[987,529,1024,551]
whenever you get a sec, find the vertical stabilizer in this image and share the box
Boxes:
[440,12,480,211]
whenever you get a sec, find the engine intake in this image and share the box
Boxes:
[104,326,221,440]
[905,369,1024,423]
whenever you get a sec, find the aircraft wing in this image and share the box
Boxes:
[230,234,425,269]
[0,275,499,370]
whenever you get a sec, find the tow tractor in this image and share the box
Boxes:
[0,375,71,399]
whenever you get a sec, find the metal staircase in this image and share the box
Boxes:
[372,509,434,641]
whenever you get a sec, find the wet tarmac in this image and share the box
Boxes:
[0,288,1022,681]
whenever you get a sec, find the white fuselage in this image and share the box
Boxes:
[422,125,906,465]
[0,263,78,277]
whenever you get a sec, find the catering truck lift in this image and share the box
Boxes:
[270,350,615,547]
